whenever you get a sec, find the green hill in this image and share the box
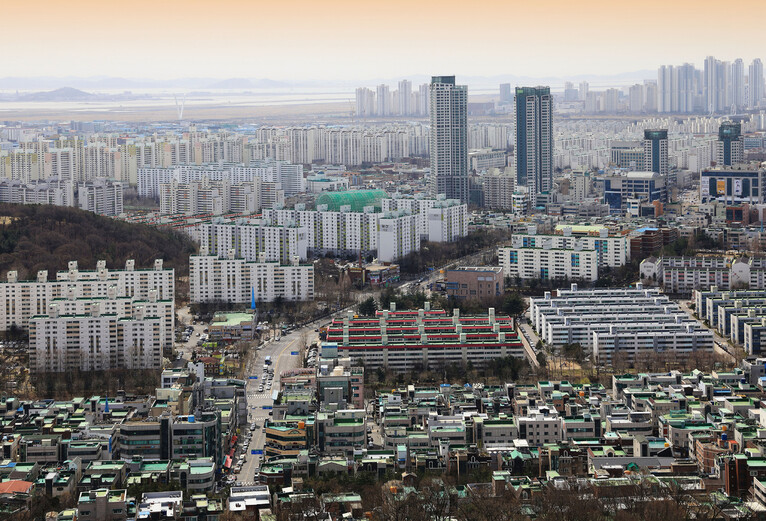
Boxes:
[0,204,196,280]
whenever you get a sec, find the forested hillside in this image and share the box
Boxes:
[0,204,196,279]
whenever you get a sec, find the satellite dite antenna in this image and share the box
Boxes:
[174,93,187,121]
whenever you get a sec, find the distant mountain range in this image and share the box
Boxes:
[0,71,658,92]
[19,87,95,101]
[0,76,294,91]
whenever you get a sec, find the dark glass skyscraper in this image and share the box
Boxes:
[515,86,552,210]
[643,129,668,176]
[429,76,468,203]
[717,121,743,166]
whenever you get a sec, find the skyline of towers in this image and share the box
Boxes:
[429,75,469,203]
[515,86,553,209]
[658,56,763,114]
[355,80,429,118]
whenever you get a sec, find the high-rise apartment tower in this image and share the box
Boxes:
[428,76,468,203]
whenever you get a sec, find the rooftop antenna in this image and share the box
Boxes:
[174,93,187,121]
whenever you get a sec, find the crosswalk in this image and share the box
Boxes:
[247,392,272,400]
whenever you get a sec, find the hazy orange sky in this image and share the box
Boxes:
[4,0,764,82]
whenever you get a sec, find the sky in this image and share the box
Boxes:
[4,0,765,84]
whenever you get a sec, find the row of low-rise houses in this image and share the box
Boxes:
[245,359,766,518]
[0,367,251,518]
[11,344,766,518]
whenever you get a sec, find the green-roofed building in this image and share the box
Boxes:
[315,190,387,212]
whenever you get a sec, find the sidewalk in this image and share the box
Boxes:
[517,321,541,368]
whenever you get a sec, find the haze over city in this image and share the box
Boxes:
[3,0,764,84]
[8,2,766,521]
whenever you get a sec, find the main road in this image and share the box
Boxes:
[237,323,319,484]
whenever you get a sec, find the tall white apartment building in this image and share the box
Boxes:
[750,59,764,109]
[264,202,439,261]
[515,86,553,208]
[159,178,260,216]
[0,178,75,207]
[138,160,302,198]
[82,144,122,182]
[378,211,419,262]
[29,304,162,373]
[0,149,43,182]
[426,200,467,243]
[429,76,469,203]
[513,226,629,268]
[192,221,308,264]
[78,178,123,216]
[499,243,598,282]
[0,259,174,333]
[269,205,380,256]
[482,171,515,210]
[47,287,174,350]
[45,148,77,181]
[189,250,314,304]
[381,194,468,242]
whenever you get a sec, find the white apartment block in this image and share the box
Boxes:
[0,177,74,207]
[189,251,314,304]
[516,407,562,447]
[192,221,308,264]
[263,205,380,257]
[78,178,123,216]
[512,226,629,269]
[82,144,122,182]
[45,148,77,181]
[46,286,173,350]
[378,212,419,262]
[529,284,714,363]
[427,201,468,243]
[499,244,598,282]
[0,177,122,216]
[138,159,302,198]
[593,324,713,365]
[468,148,506,172]
[264,199,460,261]
[0,259,174,334]
[29,304,162,373]
[641,256,766,293]
[0,149,43,182]
[159,178,260,216]
[482,171,515,210]
[381,194,468,242]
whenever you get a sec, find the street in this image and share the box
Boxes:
[236,322,319,484]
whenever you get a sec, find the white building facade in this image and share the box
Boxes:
[189,251,314,304]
